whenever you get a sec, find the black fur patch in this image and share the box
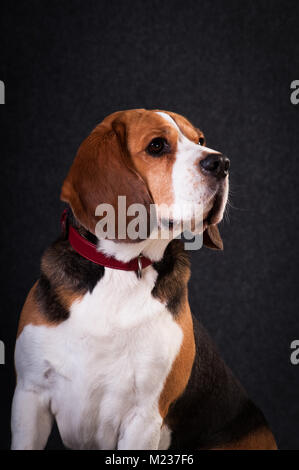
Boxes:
[35,273,69,322]
[35,212,105,322]
[152,240,190,316]
[44,237,105,294]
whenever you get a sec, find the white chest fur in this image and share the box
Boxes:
[14,266,182,450]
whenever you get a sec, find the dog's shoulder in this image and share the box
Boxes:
[16,234,105,343]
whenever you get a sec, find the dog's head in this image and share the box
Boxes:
[61,109,229,250]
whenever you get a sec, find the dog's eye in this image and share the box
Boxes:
[147,138,169,156]
[198,137,205,146]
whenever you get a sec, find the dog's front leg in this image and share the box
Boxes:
[117,408,162,450]
[11,385,53,450]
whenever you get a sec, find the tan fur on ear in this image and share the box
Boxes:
[203,225,223,250]
[61,116,153,237]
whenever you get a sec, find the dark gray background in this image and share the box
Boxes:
[1,0,299,450]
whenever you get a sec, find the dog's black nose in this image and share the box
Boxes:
[200,153,230,178]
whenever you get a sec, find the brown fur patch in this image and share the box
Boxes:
[210,426,278,450]
[17,283,51,338]
[54,285,83,311]
[131,151,176,208]
[159,294,195,418]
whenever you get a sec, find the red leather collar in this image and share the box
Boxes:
[61,210,152,275]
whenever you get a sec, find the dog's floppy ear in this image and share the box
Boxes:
[61,117,153,237]
[203,225,223,250]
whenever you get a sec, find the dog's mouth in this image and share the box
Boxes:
[160,194,224,232]
[158,186,227,233]
[203,191,225,228]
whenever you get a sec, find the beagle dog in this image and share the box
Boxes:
[11,109,277,450]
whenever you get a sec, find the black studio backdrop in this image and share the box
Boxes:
[1,0,299,450]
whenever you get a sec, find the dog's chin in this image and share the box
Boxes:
[202,175,229,227]
[204,192,227,227]
[157,187,228,235]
